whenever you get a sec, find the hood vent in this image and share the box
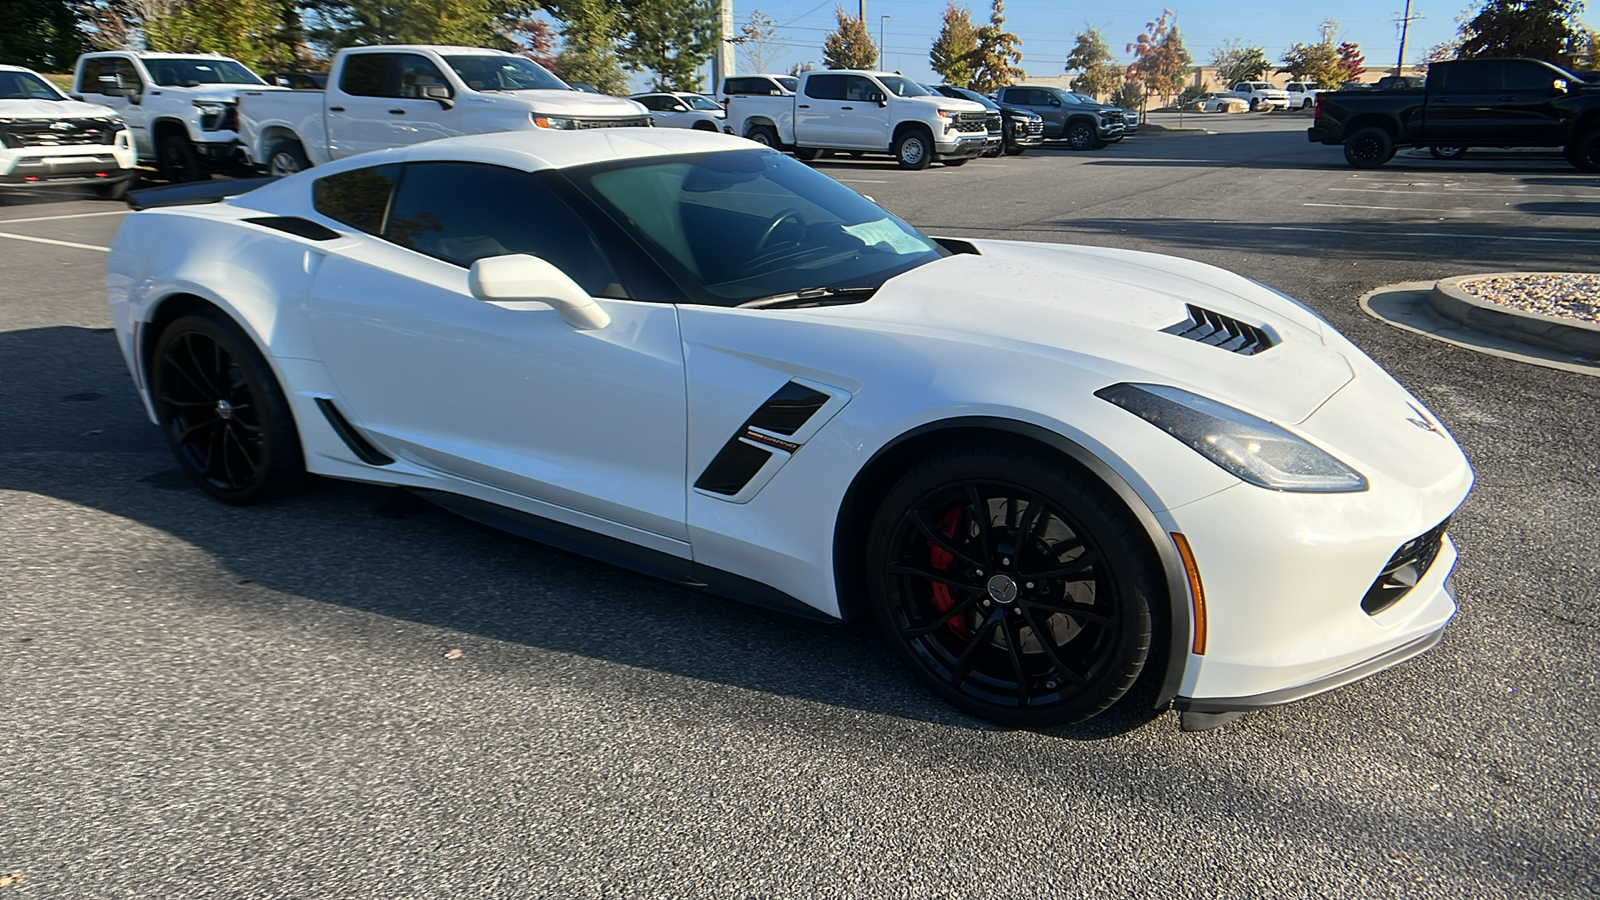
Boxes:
[1162,304,1277,356]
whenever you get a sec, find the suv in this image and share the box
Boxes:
[630,91,724,131]
[0,64,137,199]
[929,84,1043,155]
[71,51,276,181]
[991,85,1124,149]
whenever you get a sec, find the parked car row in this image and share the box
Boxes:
[0,63,138,198]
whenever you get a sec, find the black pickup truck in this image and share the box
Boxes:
[1308,57,1600,170]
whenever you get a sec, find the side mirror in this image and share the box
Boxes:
[97,77,125,98]
[1554,79,1569,94]
[869,91,886,106]
[1049,97,1061,107]
[672,102,688,112]
[468,254,609,330]
[421,83,453,108]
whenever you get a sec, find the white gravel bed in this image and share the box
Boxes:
[1458,273,1600,324]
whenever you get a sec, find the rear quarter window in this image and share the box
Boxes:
[312,164,400,235]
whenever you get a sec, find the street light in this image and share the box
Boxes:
[879,15,890,71]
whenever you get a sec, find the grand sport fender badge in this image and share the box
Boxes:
[1405,402,1443,436]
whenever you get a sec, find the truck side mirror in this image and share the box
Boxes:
[97,79,126,98]
[1553,79,1569,94]
[869,91,886,106]
[421,83,454,109]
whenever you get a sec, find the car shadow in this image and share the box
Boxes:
[0,323,1165,740]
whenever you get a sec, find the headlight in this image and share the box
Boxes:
[532,114,576,129]
[1096,383,1368,493]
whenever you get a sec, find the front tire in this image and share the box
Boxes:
[92,179,130,201]
[267,139,311,177]
[158,133,205,183]
[1003,145,1027,156]
[1064,120,1095,151]
[151,309,305,505]
[866,442,1159,728]
[893,128,933,170]
[1566,129,1600,172]
[1344,126,1394,169]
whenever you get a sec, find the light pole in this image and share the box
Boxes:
[879,15,890,71]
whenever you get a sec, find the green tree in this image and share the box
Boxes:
[309,0,533,52]
[1278,20,1346,87]
[1212,38,1269,86]
[1109,79,1144,110]
[1126,10,1190,113]
[551,0,628,94]
[822,6,875,69]
[929,2,978,86]
[143,0,282,69]
[618,0,718,91]
[1,0,86,69]
[1457,0,1587,67]
[739,9,780,74]
[1065,25,1121,98]
[967,0,1024,91]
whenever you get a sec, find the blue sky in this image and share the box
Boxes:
[722,0,1478,82]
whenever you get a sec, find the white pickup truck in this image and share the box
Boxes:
[0,64,138,198]
[71,51,275,182]
[237,45,650,176]
[1229,81,1292,111]
[724,69,989,169]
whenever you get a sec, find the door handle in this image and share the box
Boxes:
[1497,96,1517,102]
[329,106,345,112]
[841,105,853,110]
[389,109,406,115]
[798,104,810,108]
[1433,98,1451,104]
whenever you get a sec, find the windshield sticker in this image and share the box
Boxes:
[843,218,931,255]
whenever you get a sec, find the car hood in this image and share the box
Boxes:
[180,84,281,102]
[906,95,987,114]
[0,98,120,119]
[822,240,1353,425]
[493,89,647,117]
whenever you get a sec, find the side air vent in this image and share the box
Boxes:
[244,216,340,241]
[1162,304,1277,356]
[315,398,394,466]
[695,381,832,496]
[1362,519,1449,615]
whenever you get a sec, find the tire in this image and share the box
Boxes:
[151,309,305,505]
[267,139,311,177]
[1003,145,1026,156]
[794,147,823,161]
[746,124,780,148]
[1302,99,1313,110]
[893,128,932,170]
[944,156,971,167]
[158,133,206,183]
[692,120,719,132]
[865,441,1160,728]
[1249,97,1262,112]
[1063,120,1095,151]
[1343,126,1394,169]
[92,179,130,201]
[1429,145,1468,160]
[1566,129,1600,172]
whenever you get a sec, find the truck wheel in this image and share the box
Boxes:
[159,134,206,183]
[746,124,780,148]
[893,129,932,170]
[1343,126,1394,169]
[267,140,311,177]
[1565,130,1600,172]
[1429,145,1467,160]
[1003,145,1027,156]
[1064,121,1095,151]
[794,147,823,161]
[692,121,719,132]
[92,180,130,201]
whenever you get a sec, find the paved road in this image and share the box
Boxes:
[3,119,1597,898]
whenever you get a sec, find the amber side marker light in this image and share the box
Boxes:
[1171,532,1207,655]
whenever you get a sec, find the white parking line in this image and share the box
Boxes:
[837,178,889,183]
[0,231,111,252]
[1304,202,1488,214]
[1329,187,1590,198]
[1272,225,1600,244]
[0,210,128,225]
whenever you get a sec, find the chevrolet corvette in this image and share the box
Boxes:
[107,129,1473,729]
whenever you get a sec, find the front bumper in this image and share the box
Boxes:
[935,133,988,160]
[1098,122,1125,141]
[0,143,138,187]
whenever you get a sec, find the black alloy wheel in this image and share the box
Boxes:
[159,134,206,183]
[1343,126,1394,169]
[1064,121,1095,151]
[151,310,304,505]
[867,443,1158,727]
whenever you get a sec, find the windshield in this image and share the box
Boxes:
[777,76,799,92]
[567,149,945,307]
[878,76,932,98]
[0,71,67,100]
[1071,92,1101,104]
[684,94,721,111]
[147,58,263,87]
[444,55,568,91]
[940,85,998,109]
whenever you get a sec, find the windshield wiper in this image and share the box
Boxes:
[737,285,880,309]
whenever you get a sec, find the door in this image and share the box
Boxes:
[304,160,690,542]
[1496,60,1570,145]
[326,52,395,157]
[1424,62,1501,144]
[796,73,852,146]
[841,75,891,149]
[383,53,460,145]
[79,57,149,154]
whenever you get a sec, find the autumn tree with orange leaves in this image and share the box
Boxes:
[1126,9,1191,118]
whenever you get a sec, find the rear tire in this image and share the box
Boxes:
[893,128,933,170]
[794,147,823,161]
[1003,145,1027,156]
[267,139,310,177]
[92,179,130,201]
[1343,126,1394,169]
[745,124,780,148]
[1566,129,1600,172]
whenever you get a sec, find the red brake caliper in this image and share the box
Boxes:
[926,504,969,637]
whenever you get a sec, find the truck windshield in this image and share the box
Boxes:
[0,71,67,100]
[878,76,932,98]
[939,86,999,109]
[443,56,569,92]
[567,149,945,307]
[147,58,262,86]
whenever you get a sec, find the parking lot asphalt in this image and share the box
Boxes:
[2,116,1597,899]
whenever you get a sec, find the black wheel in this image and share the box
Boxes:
[158,133,206,183]
[1566,130,1600,172]
[1301,99,1313,110]
[866,442,1160,727]
[1429,145,1468,160]
[1344,126,1394,169]
[151,309,304,505]
[692,120,719,132]
[893,128,932,169]
[1249,97,1262,112]
[92,179,130,201]
[267,139,311,177]
[1064,120,1095,151]
[1003,145,1026,156]
[745,124,780,148]
[944,156,971,167]
[794,147,823,161]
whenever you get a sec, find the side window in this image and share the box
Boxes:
[639,95,668,111]
[396,54,450,99]
[80,58,108,93]
[339,54,389,97]
[383,162,623,298]
[313,164,400,235]
[1438,63,1498,93]
[1503,61,1555,92]
[845,76,878,101]
[804,75,846,100]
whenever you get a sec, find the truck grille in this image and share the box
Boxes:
[953,111,988,133]
[1362,520,1449,615]
[1025,119,1043,137]
[574,116,651,129]
[0,119,119,148]
[984,111,1002,134]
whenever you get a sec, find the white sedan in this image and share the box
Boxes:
[106,129,1472,730]
[628,91,725,131]
[1191,92,1249,113]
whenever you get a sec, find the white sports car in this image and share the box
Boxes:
[106,130,1472,730]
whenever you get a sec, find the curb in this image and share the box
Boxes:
[1359,282,1600,377]
[1429,274,1600,361]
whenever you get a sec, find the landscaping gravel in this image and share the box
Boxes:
[1458,273,1600,324]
